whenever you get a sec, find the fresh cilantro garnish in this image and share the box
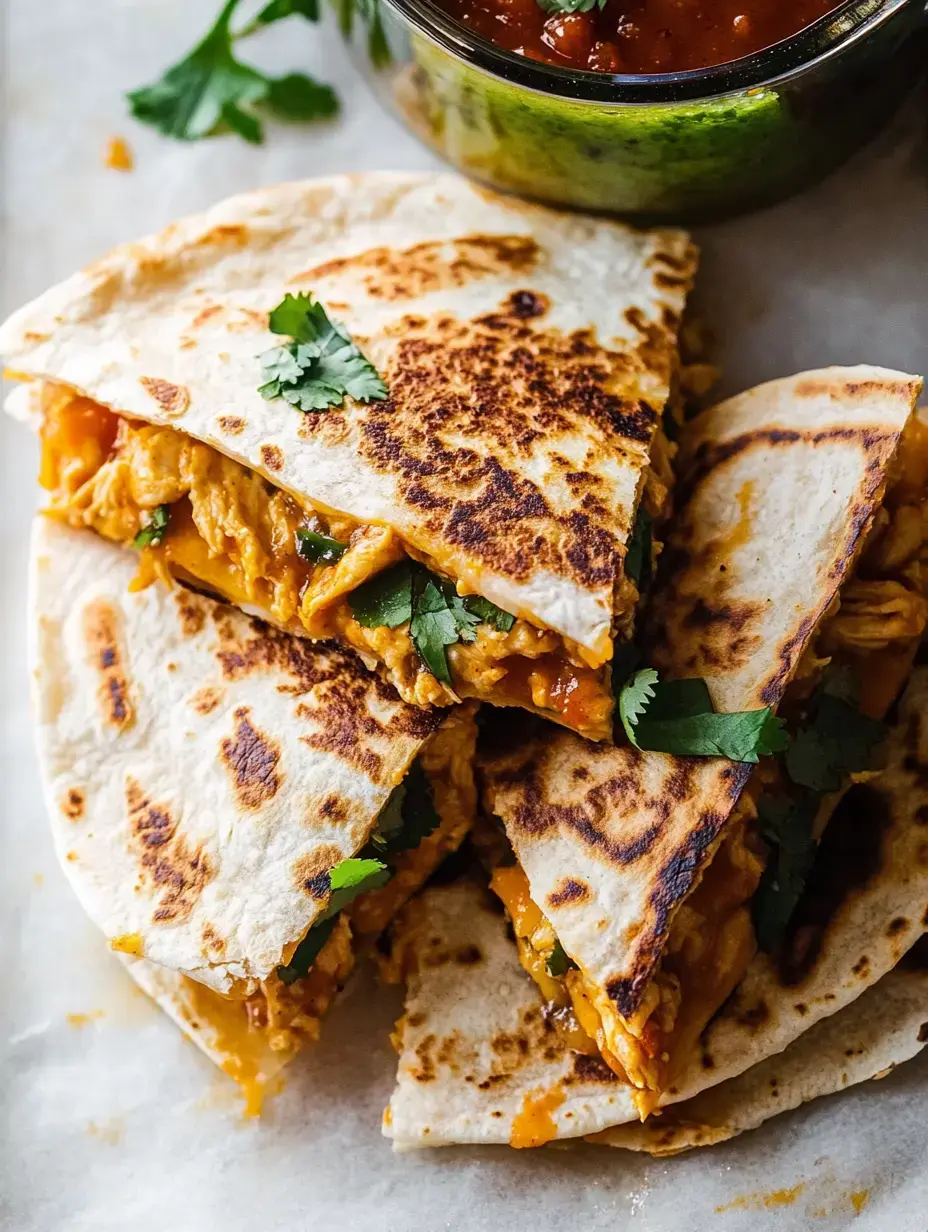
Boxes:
[349,561,414,628]
[785,687,885,793]
[257,292,387,412]
[132,504,171,549]
[545,938,578,979]
[349,561,515,683]
[277,856,389,984]
[618,668,659,744]
[371,761,441,856]
[295,529,347,565]
[618,669,788,763]
[752,794,819,952]
[127,0,337,145]
[537,0,606,12]
[624,507,653,589]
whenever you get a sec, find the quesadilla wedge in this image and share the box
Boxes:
[29,517,477,1109]
[4,172,697,742]
[386,666,928,1149]
[383,882,928,1150]
[481,369,926,1115]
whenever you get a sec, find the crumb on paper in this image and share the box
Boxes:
[87,1117,123,1145]
[716,1183,806,1212]
[104,136,134,172]
[66,1009,106,1029]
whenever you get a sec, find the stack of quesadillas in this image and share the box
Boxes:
[5,172,927,1152]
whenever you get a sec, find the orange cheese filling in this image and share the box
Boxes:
[38,387,614,738]
[489,809,765,1114]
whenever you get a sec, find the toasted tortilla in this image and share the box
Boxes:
[386,687,928,1152]
[482,367,922,1090]
[29,517,475,994]
[591,938,928,1155]
[3,172,695,732]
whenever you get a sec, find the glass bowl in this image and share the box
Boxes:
[343,0,927,221]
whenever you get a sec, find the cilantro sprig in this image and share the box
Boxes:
[537,0,607,12]
[277,856,389,984]
[618,669,787,763]
[296,529,347,565]
[348,560,514,685]
[127,0,337,145]
[545,938,578,979]
[132,504,171,549]
[752,794,819,952]
[258,293,387,412]
[370,761,441,856]
[784,672,885,793]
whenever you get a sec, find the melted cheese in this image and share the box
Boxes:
[509,1087,566,1149]
[39,386,614,738]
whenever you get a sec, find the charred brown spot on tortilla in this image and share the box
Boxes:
[793,1002,809,1016]
[292,845,344,898]
[61,787,85,822]
[887,916,909,937]
[335,307,665,593]
[125,777,214,924]
[547,878,591,908]
[192,222,250,249]
[564,1054,619,1085]
[506,290,549,319]
[201,923,226,956]
[139,376,190,418]
[175,590,206,637]
[319,794,349,823]
[220,706,282,810]
[217,415,245,435]
[411,1033,438,1083]
[191,303,223,329]
[407,1011,426,1028]
[794,377,919,403]
[778,782,891,986]
[454,944,483,965]
[291,234,539,301]
[917,1024,928,1043]
[189,685,224,715]
[260,444,284,472]
[81,599,134,730]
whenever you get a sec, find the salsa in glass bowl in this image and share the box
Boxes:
[343,0,927,221]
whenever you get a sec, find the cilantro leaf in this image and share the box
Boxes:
[133,504,171,549]
[618,668,658,746]
[409,579,460,685]
[127,0,337,145]
[295,529,347,565]
[350,561,515,682]
[545,938,578,978]
[371,761,441,856]
[277,855,389,983]
[619,669,788,762]
[785,692,885,793]
[624,506,653,589]
[752,795,818,952]
[349,561,414,628]
[254,0,319,24]
[537,0,606,11]
[461,595,516,633]
[258,293,387,412]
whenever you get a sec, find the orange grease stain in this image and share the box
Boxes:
[104,137,134,171]
[716,1183,805,1213]
[510,1088,565,1149]
[66,1009,106,1028]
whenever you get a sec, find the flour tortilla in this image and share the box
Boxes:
[29,517,463,994]
[3,172,696,660]
[385,790,928,1152]
[592,939,928,1155]
[482,367,922,1040]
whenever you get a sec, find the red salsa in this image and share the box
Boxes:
[435,0,842,74]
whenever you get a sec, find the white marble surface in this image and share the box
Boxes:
[1,3,927,1229]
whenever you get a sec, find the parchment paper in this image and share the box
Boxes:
[1,3,927,1228]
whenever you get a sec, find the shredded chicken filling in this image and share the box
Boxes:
[38,386,628,737]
